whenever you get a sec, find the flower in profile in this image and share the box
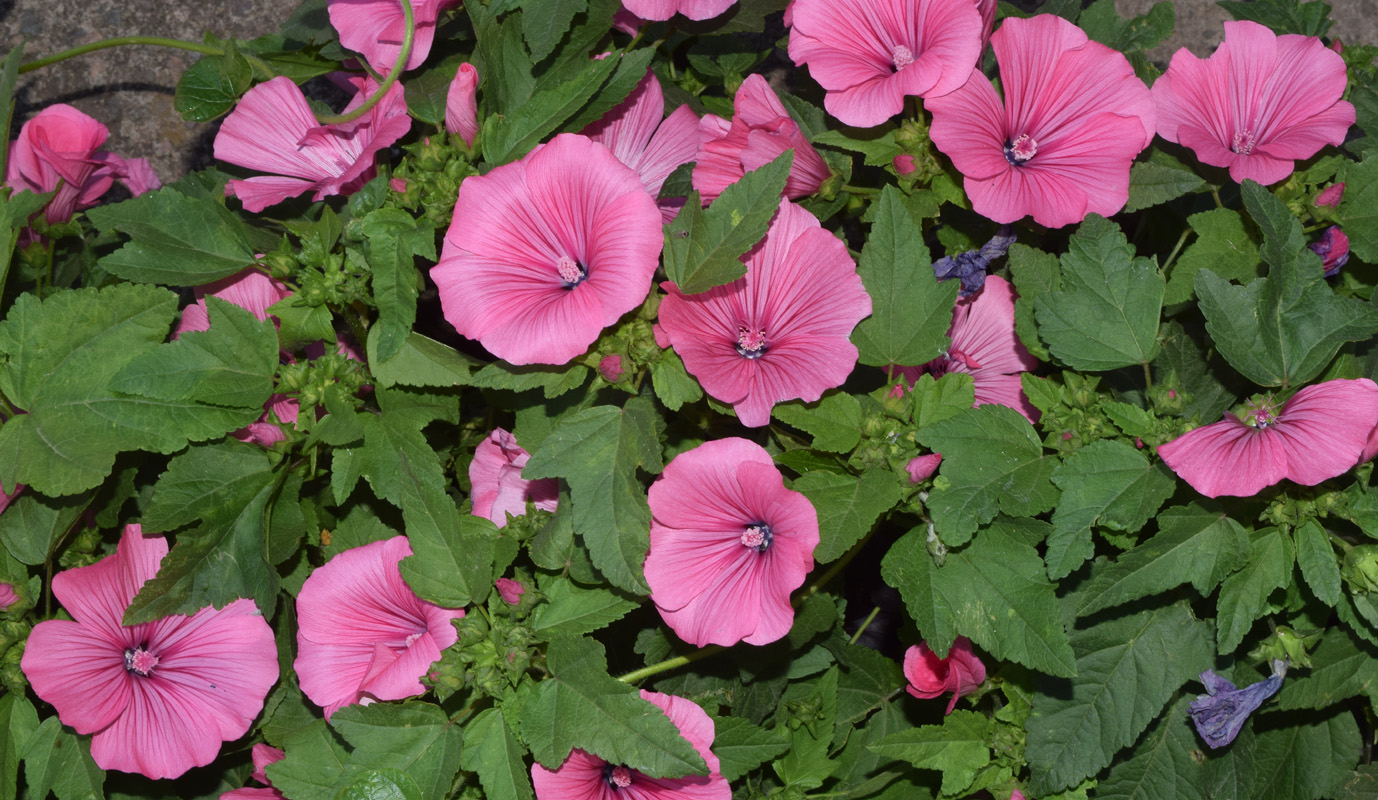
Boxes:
[295,536,465,718]
[433,133,662,365]
[932,228,1016,297]
[1310,226,1349,276]
[656,199,872,427]
[1158,378,1378,498]
[645,438,819,647]
[446,63,480,148]
[786,0,983,128]
[927,14,1155,228]
[1189,661,1287,748]
[215,75,411,213]
[891,275,1039,422]
[20,525,278,779]
[620,0,736,21]
[1153,21,1354,186]
[583,70,700,222]
[904,636,986,714]
[221,743,286,800]
[906,453,942,484]
[470,429,560,528]
[693,74,833,204]
[532,689,730,800]
[328,0,461,73]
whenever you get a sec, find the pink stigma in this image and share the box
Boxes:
[949,347,982,370]
[556,256,584,285]
[404,631,425,648]
[610,767,633,788]
[736,325,767,358]
[1008,134,1037,163]
[741,526,767,548]
[125,646,159,676]
[1244,396,1278,428]
[892,44,915,71]
[1231,130,1255,155]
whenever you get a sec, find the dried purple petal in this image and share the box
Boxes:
[933,228,1016,297]
[1188,660,1287,748]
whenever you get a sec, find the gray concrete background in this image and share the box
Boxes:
[2,0,1376,183]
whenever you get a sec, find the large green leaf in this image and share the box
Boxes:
[1341,157,1378,264]
[85,186,259,285]
[331,702,464,800]
[711,717,789,782]
[360,208,436,364]
[869,711,991,795]
[1095,696,1203,800]
[1278,626,1378,710]
[461,709,535,800]
[530,575,639,638]
[1164,208,1260,305]
[793,469,902,562]
[1216,526,1295,653]
[21,718,103,800]
[0,695,37,800]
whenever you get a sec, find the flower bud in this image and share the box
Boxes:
[1315,182,1345,208]
[893,154,917,176]
[906,453,942,484]
[1309,226,1349,276]
[1344,544,1378,594]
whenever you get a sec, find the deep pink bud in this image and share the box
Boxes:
[446,63,479,148]
[906,453,942,483]
[893,154,916,176]
[390,177,407,193]
[496,578,525,605]
[0,584,17,611]
[1315,182,1345,207]
[598,354,624,383]
[1310,226,1350,276]
[1331,38,1344,54]
[903,637,986,714]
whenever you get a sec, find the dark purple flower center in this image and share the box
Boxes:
[1231,130,1255,155]
[736,325,767,359]
[1004,134,1037,165]
[556,256,588,288]
[891,45,915,72]
[603,764,634,789]
[741,522,773,552]
[125,644,159,676]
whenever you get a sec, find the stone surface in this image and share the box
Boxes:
[1116,0,1378,60]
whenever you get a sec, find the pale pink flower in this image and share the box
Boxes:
[1316,182,1345,208]
[1158,379,1378,498]
[1152,21,1354,186]
[787,0,983,128]
[645,438,819,647]
[221,744,285,800]
[891,275,1038,422]
[469,429,559,527]
[295,536,465,719]
[656,199,872,427]
[533,689,729,800]
[693,74,833,204]
[328,0,461,73]
[907,453,942,483]
[495,578,525,605]
[927,14,1155,228]
[432,133,662,365]
[620,0,735,21]
[0,583,17,611]
[174,267,292,338]
[215,75,411,213]
[583,70,700,222]
[20,525,278,780]
[904,636,986,714]
[446,63,479,147]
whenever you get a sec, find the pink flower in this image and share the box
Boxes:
[598,354,625,383]
[904,637,986,714]
[495,578,525,605]
[1310,225,1349,276]
[927,14,1155,228]
[221,744,286,800]
[1152,21,1354,186]
[432,133,662,365]
[891,275,1038,422]
[1158,379,1378,498]
[446,63,479,147]
[906,453,942,483]
[975,0,997,45]
[0,583,17,612]
[0,480,20,517]
[20,525,278,779]
[174,267,293,338]
[645,438,819,647]
[532,689,730,800]
[328,0,461,73]
[1316,182,1345,208]
[620,0,735,21]
[786,0,983,128]
[215,75,411,213]
[583,70,700,222]
[894,154,917,176]
[693,74,833,204]
[655,199,872,427]
[469,429,560,527]
[295,536,465,718]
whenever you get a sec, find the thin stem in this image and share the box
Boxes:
[849,606,881,645]
[315,0,414,125]
[20,37,220,73]
[841,184,880,196]
[1142,361,1153,393]
[1211,187,1224,210]
[1160,226,1192,274]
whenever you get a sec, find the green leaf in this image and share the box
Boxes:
[471,2,535,115]
[520,635,708,778]
[468,361,591,398]
[663,151,792,294]
[334,770,421,800]
[361,208,436,364]
[461,708,536,800]
[1153,320,1237,422]
[1095,696,1203,800]
[772,392,863,453]
[404,55,465,128]
[484,54,617,164]
[1196,181,1378,387]
[869,711,991,796]
[367,331,482,388]
[711,716,789,782]
[812,129,901,168]
[1216,527,1295,654]
[1123,160,1205,213]
[332,702,463,800]
[1046,440,1176,579]
[21,718,103,800]
[1078,0,1174,52]
[560,47,657,134]
[0,489,93,566]
[1008,244,1060,361]
[793,469,902,562]
[1026,603,1213,796]
[142,441,278,532]
[85,186,259,285]
[530,576,639,637]
[1077,503,1252,617]
[524,399,663,594]
[1340,157,1378,264]
[1277,626,1378,710]
[828,636,905,727]
[523,0,587,61]
[852,185,957,367]
[881,525,1076,677]
[1235,709,1359,800]
[174,52,252,122]
[0,190,49,298]
[1034,215,1163,371]
[650,350,703,411]
[915,405,1060,546]
[1164,208,1260,305]
[1294,519,1342,607]
[774,667,838,789]
[909,372,975,429]
[0,695,37,800]
[267,720,350,800]
[1335,764,1378,800]
[1218,0,1332,36]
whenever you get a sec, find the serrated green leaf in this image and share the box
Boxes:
[21,717,103,800]
[0,694,37,800]
[530,576,639,637]
[1295,519,1342,607]
[1165,208,1260,305]
[0,190,49,298]
[812,129,901,168]
[174,53,252,122]
[1102,401,1156,438]
[332,702,463,800]
[468,361,591,398]
[774,667,838,789]
[1340,157,1378,264]
[523,0,587,61]
[869,711,991,796]
[1278,626,1378,710]
[85,186,259,285]
[908,372,975,429]
[484,54,617,164]
[142,441,277,532]
[1335,764,1378,800]
[401,55,464,127]
[650,350,703,411]
[267,719,350,800]
[1153,320,1237,422]
[461,708,535,800]
[1216,526,1295,654]
[1008,244,1059,361]
[772,392,862,453]
[711,716,789,782]
[367,331,482,388]
[561,47,657,135]
[1238,708,1359,800]
[793,469,902,562]
[334,770,421,800]
[0,489,93,566]
[1218,0,1332,36]
[361,208,435,364]
[1096,695,1203,800]
[826,636,905,726]
[1123,160,1205,213]
[1078,0,1174,52]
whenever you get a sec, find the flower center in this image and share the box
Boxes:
[603,764,634,789]
[1244,396,1279,428]
[1231,130,1255,155]
[741,523,773,552]
[736,325,767,358]
[556,256,587,288]
[892,44,915,71]
[124,645,159,677]
[1003,134,1037,165]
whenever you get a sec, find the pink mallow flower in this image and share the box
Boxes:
[20,525,278,780]
[294,536,465,718]
[446,63,480,148]
[787,0,983,128]
[927,14,1155,228]
[221,743,286,800]
[891,275,1039,422]
[583,70,700,222]
[904,636,986,714]
[532,689,730,800]
[645,438,819,647]
[215,75,411,213]
[620,0,735,21]
[328,0,461,74]
[1152,21,1354,186]
[656,199,872,427]
[1158,379,1378,498]
[432,133,663,365]
[470,429,559,527]
[693,74,833,204]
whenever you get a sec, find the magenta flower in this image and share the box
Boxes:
[20,525,278,780]
[174,267,292,338]
[1310,226,1349,276]
[328,0,461,73]
[583,70,700,222]
[221,744,286,800]
[927,14,1155,228]
[620,0,735,21]
[904,637,986,714]
[1152,21,1354,186]
[446,63,479,147]
[0,481,20,518]
[1158,379,1378,498]
[215,75,411,213]
[470,429,559,528]
[693,74,833,204]
[294,536,465,718]
[891,275,1039,422]
[432,133,663,365]
[532,689,730,800]
[656,199,872,427]
[786,0,983,128]
[645,438,819,647]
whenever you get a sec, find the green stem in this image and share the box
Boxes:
[20,37,219,74]
[1160,226,1191,274]
[1142,361,1153,393]
[316,0,414,125]
[849,606,881,645]
[841,184,880,196]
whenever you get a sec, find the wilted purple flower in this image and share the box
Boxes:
[1309,226,1349,276]
[933,228,1016,297]
[1188,660,1287,748]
